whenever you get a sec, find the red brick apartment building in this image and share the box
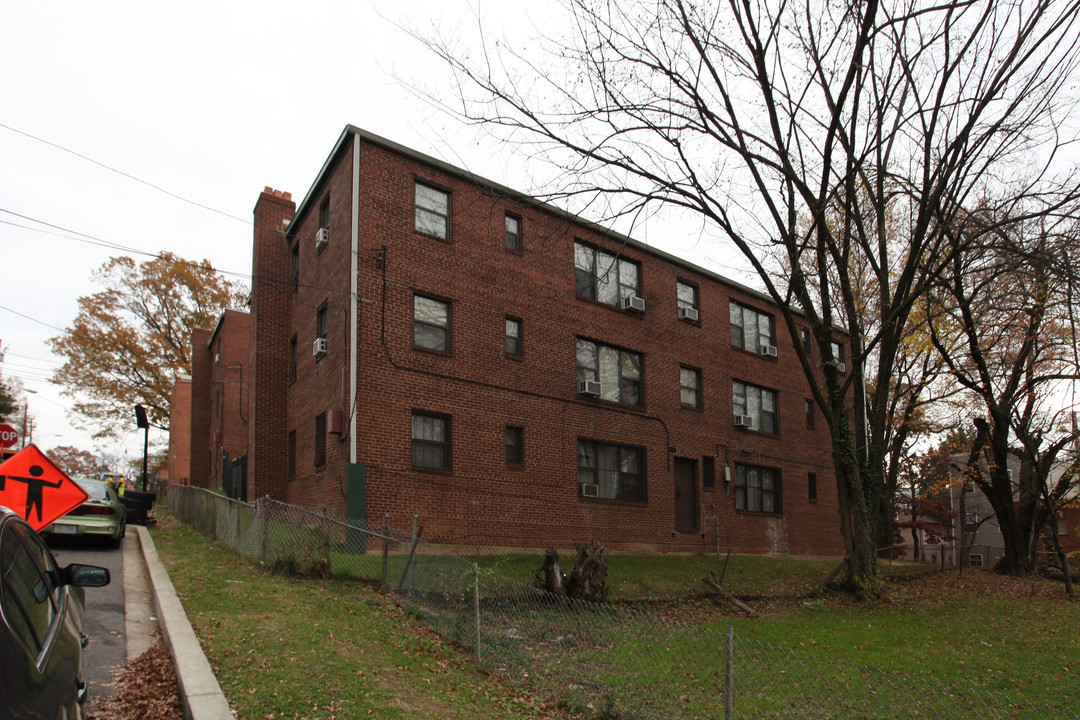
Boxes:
[219,126,846,555]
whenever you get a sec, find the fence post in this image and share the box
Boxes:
[260,496,269,564]
[474,562,481,661]
[725,625,734,720]
[381,513,390,590]
[408,514,418,594]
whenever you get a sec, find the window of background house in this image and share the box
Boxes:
[965,512,978,531]
[415,182,450,240]
[576,338,643,406]
[732,380,779,434]
[703,456,715,489]
[314,412,326,467]
[505,317,522,357]
[506,426,524,466]
[735,463,781,513]
[805,399,814,427]
[289,336,297,384]
[808,472,817,502]
[969,553,984,567]
[505,213,521,252]
[413,294,451,353]
[730,302,775,353]
[574,241,641,306]
[578,439,646,502]
[680,366,701,409]
[287,430,296,478]
[677,280,699,318]
[412,412,452,470]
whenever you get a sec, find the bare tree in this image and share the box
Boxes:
[926,213,1080,582]
[410,0,1080,594]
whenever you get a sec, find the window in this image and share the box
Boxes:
[730,302,775,353]
[703,456,716,489]
[287,430,296,478]
[291,243,299,291]
[574,241,641,307]
[0,522,60,655]
[412,412,451,470]
[805,399,814,427]
[735,464,782,513]
[505,213,521,252]
[576,338,643,406]
[808,472,818,502]
[578,439,646,502]
[289,336,297,384]
[506,426,524,466]
[413,294,451,353]
[801,327,812,354]
[969,553,984,567]
[964,512,978,531]
[680,366,701,409]
[319,196,330,231]
[733,380,779,434]
[505,317,522,357]
[677,281,699,318]
[314,412,326,467]
[316,304,328,340]
[414,182,450,240]
[830,341,845,371]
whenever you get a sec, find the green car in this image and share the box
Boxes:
[43,479,127,548]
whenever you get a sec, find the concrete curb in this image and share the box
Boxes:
[134,525,234,720]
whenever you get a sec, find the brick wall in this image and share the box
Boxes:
[167,378,191,485]
[257,130,845,556]
[188,326,212,488]
[203,309,250,490]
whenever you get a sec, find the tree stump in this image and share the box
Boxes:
[539,540,608,601]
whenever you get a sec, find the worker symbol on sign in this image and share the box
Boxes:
[0,464,64,523]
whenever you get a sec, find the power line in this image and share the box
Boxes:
[0,303,65,332]
[0,122,252,225]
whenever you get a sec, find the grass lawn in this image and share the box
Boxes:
[153,514,1079,719]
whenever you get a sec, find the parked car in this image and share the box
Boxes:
[42,478,127,548]
[0,506,110,719]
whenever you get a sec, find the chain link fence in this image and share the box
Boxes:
[165,486,1074,720]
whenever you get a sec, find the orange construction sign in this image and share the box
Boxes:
[0,444,89,532]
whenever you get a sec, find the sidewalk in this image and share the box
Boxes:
[126,525,233,720]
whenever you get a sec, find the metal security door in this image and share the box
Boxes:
[674,458,698,533]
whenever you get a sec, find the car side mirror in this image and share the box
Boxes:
[61,563,111,588]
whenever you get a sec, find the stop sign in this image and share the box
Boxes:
[0,424,18,449]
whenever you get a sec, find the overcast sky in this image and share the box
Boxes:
[0,1,749,465]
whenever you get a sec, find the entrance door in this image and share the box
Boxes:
[674,458,698,533]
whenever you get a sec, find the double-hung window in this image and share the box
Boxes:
[677,280,699,320]
[505,213,521,252]
[574,241,641,307]
[414,182,450,240]
[578,439,646,502]
[505,426,524,466]
[733,380,778,434]
[413,294,451,353]
[505,317,522,357]
[730,302,775,353]
[830,341,846,372]
[576,338,643,406]
[735,464,781,513]
[680,366,701,409]
[412,412,451,470]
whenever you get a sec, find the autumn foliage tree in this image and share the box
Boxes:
[49,253,246,441]
[46,445,103,479]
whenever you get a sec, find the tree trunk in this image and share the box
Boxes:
[539,541,608,601]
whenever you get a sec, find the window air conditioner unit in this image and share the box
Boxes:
[312,337,328,358]
[315,227,329,250]
[734,415,754,428]
[581,483,599,497]
[837,362,847,373]
[678,306,699,321]
[578,380,602,396]
[760,344,778,358]
[621,295,646,312]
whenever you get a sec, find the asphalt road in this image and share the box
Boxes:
[49,534,127,713]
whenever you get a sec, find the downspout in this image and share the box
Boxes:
[350,132,360,463]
